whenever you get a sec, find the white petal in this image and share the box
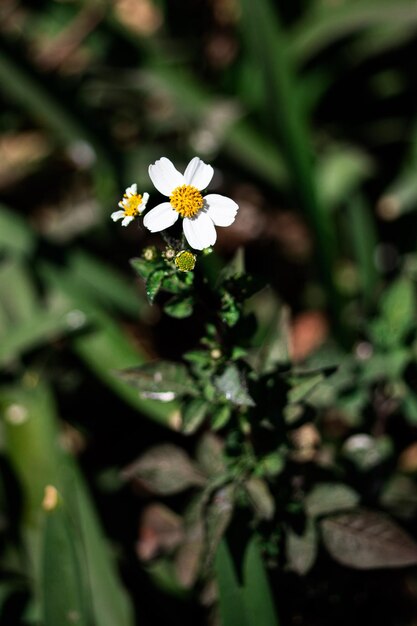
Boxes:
[143,202,179,232]
[204,194,238,226]
[111,210,125,222]
[184,157,214,190]
[183,212,217,250]
[148,157,184,196]
[126,183,137,196]
[139,192,149,213]
[121,215,135,226]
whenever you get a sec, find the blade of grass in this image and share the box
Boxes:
[2,377,135,626]
[215,541,247,626]
[346,194,379,310]
[290,0,417,65]
[239,0,342,332]
[243,536,280,626]
[106,16,290,190]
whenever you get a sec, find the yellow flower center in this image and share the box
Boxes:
[170,185,204,218]
[123,194,143,216]
[175,250,196,272]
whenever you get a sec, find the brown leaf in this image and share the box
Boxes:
[137,503,183,561]
[123,444,206,495]
[321,509,417,569]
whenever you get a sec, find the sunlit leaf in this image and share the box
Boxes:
[116,361,196,400]
[214,364,255,407]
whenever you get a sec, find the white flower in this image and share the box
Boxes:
[143,157,239,250]
[111,184,149,226]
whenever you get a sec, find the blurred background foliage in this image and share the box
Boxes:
[2,0,417,624]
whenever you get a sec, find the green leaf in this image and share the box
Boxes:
[215,541,247,626]
[214,364,255,407]
[130,257,156,281]
[0,259,38,326]
[164,295,194,319]
[66,467,134,626]
[0,205,35,257]
[342,434,393,471]
[146,270,166,303]
[41,497,89,626]
[69,251,146,317]
[215,537,279,626]
[243,536,280,626]
[288,372,326,404]
[220,292,241,327]
[211,404,233,430]
[181,398,209,434]
[377,277,415,346]
[305,483,360,518]
[116,361,196,400]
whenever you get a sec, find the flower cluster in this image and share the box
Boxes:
[112,157,238,252]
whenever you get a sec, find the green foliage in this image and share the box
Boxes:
[2,0,417,624]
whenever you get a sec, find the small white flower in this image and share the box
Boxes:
[143,157,238,250]
[111,184,149,226]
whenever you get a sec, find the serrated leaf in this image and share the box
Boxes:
[221,292,241,327]
[164,295,194,319]
[146,270,165,303]
[161,273,187,294]
[181,398,209,434]
[214,365,255,407]
[116,361,196,400]
[286,519,318,576]
[321,509,417,569]
[122,444,205,495]
[305,483,360,518]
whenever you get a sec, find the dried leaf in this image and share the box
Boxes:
[321,509,417,569]
[123,445,205,495]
